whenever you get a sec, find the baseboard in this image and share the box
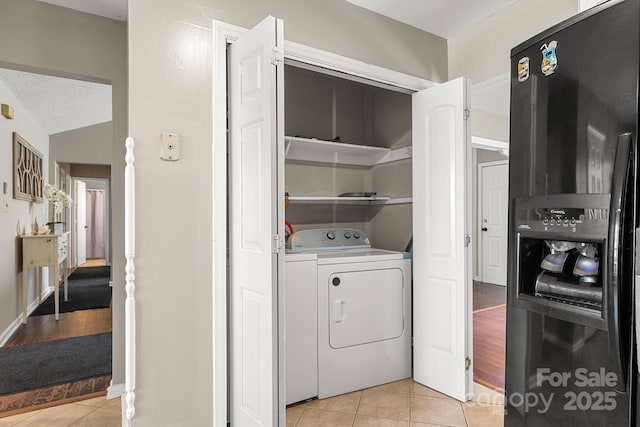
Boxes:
[0,316,22,347]
[107,382,125,399]
[0,286,55,347]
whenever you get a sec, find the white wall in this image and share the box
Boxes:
[50,122,113,171]
[128,0,448,424]
[448,0,578,83]
[0,0,127,383]
[0,80,50,343]
[472,110,509,143]
[449,0,578,143]
[84,179,108,191]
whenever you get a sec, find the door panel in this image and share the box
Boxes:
[229,15,284,427]
[75,180,86,266]
[481,163,508,286]
[413,77,471,401]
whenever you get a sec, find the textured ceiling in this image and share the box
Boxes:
[36,0,127,21]
[0,69,112,135]
[346,0,518,39]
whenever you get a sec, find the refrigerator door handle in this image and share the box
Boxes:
[607,132,632,391]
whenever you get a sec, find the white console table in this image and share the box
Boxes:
[21,232,69,324]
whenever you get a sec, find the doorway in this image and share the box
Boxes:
[216,17,482,426]
[72,177,110,268]
[472,145,508,392]
[0,67,114,415]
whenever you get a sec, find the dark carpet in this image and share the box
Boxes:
[67,266,111,281]
[0,333,112,396]
[30,266,112,317]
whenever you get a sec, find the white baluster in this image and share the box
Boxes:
[124,137,136,422]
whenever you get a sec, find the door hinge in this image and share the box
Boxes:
[271,47,283,66]
[272,234,285,253]
[464,108,471,120]
[464,234,471,247]
[465,357,471,371]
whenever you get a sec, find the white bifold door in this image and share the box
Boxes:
[228,15,285,427]
[227,19,472,423]
[412,77,472,401]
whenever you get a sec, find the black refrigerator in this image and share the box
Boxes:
[505,0,639,425]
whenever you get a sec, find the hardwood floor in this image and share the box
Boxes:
[80,259,107,267]
[473,304,506,392]
[0,288,112,417]
[473,281,506,392]
[4,308,112,347]
[473,280,506,311]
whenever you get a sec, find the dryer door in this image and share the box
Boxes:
[329,268,404,349]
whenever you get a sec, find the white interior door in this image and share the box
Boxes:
[480,162,508,286]
[412,77,472,401]
[75,180,87,266]
[229,15,284,427]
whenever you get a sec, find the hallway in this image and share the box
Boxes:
[473,282,506,391]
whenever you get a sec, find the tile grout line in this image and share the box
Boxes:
[353,390,363,425]
[66,403,102,427]
[408,385,413,423]
[461,400,470,427]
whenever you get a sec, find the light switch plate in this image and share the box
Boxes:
[160,133,181,161]
[3,196,9,212]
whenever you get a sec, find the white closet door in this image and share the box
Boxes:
[229,15,284,427]
[412,77,472,401]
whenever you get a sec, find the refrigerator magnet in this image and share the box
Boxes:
[518,57,530,82]
[540,41,558,76]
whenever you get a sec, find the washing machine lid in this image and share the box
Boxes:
[316,248,403,264]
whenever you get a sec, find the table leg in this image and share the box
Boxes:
[63,259,68,301]
[36,268,42,303]
[53,263,59,321]
[22,265,29,324]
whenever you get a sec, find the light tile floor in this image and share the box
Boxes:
[0,396,120,427]
[288,380,504,427]
[0,381,503,426]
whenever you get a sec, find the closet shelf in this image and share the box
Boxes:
[285,136,412,167]
[287,196,412,205]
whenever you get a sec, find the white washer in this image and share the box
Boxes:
[284,251,317,405]
[287,228,412,401]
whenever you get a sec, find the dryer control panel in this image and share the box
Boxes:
[289,228,370,252]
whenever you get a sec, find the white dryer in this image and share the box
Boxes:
[288,228,412,400]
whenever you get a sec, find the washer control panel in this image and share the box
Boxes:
[289,228,370,251]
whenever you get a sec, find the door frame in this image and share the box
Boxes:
[477,160,509,286]
[71,178,87,267]
[73,176,111,265]
[470,136,509,281]
[213,19,437,426]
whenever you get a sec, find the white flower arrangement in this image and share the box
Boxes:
[44,184,73,215]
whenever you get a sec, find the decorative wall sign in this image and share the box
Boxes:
[13,132,44,202]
